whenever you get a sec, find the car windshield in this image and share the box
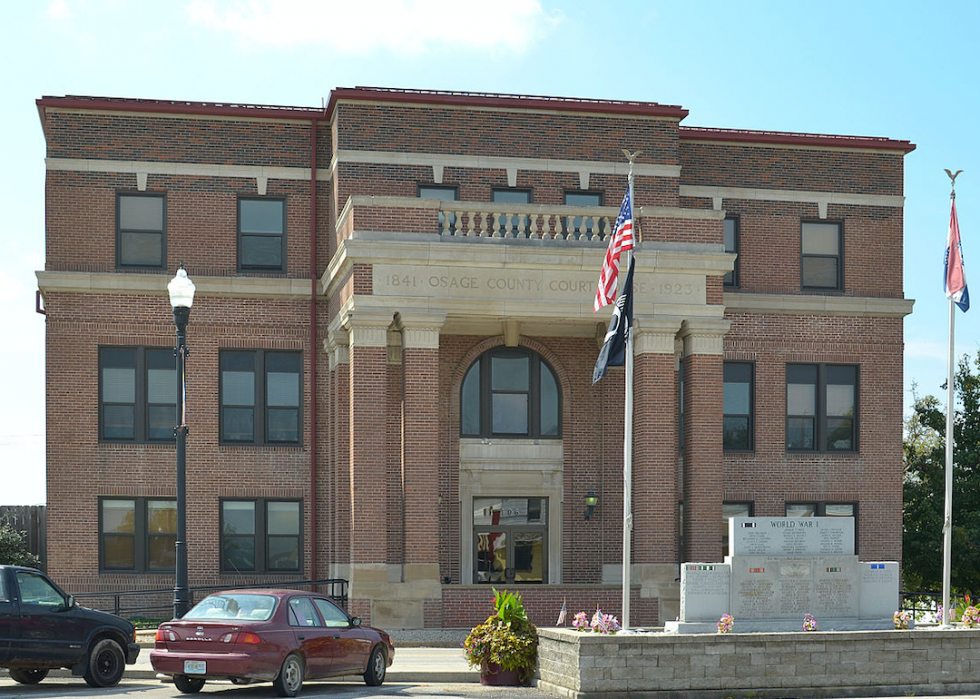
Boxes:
[184,593,278,621]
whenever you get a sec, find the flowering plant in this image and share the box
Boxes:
[590,609,621,634]
[802,613,818,632]
[962,605,980,628]
[935,604,946,624]
[570,608,620,634]
[893,610,911,630]
[462,588,537,685]
[717,613,734,634]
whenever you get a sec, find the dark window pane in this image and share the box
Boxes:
[223,535,255,571]
[540,365,559,436]
[802,223,840,255]
[268,408,298,442]
[826,418,853,450]
[266,352,300,373]
[513,531,543,582]
[491,354,529,390]
[241,235,283,268]
[223,407,254,441]
[461,363,480,435]
[148,535,176,569]
[103,500,135,533]
[103,534,135,569]
[240,200,284,234]
[268,537,300,570]
[148,406,173,440]
[223,502,255,534]
[492,394,528,434]
[119,196,163,230]
[103,405,135,440]
[120,232,162,266]
[787,417,814,449]
[803,256,839,288]
[723,416,750,449]
[267,502,300,535]
[475,530,507,583]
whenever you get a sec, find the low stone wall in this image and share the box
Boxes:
[537,627,980,699]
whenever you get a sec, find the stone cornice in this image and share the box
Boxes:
[680,184,904,218]
[725,292,914,318]
[331,148,681,188]
[36,270,313,300]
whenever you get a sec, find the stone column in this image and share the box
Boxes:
[679,318,730,564]
[325,333,350,579]
[345,317,390,618]
[400,319,443,575]
[631,317,683,623]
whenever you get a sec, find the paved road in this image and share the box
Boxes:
[0,676,560,698]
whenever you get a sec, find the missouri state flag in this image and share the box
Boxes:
[945,199,970,312]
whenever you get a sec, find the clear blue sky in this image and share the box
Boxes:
[3,0,977,505]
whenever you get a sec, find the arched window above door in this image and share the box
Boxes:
[460,347,561,438]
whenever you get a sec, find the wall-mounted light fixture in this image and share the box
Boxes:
[584,490,599,520]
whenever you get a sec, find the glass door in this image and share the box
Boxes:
[473,497,547,584]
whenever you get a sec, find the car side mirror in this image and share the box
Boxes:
[66,595,76,610]
[351,616,362,627]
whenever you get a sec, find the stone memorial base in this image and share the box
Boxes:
[665,616,902,634]
[537,627,980,699]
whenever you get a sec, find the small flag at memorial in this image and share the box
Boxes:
[557,599,567,626]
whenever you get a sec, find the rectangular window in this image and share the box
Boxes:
[221,499,302,573]
[100,497,176,572]
[802,221,842,290]
[220,350,302,445]
[724,217,739,287]
[239,198,286,272]
[491,188,532,236]
[117,193,165,269]
[418,184,459,235]
[100,347,176,443]
[473,497,547,584]
[564,190,604,239]
[786,501,857,551]
[723,362,754,451]
[786,364,858,452]
[722,501,753,557]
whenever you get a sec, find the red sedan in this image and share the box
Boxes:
[150,589,394,696]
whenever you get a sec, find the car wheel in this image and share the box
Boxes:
[83,638,125,688]
[174,674,206,693]
[363,646,387,686]
[8,668,49,684]
[273,653,304,697]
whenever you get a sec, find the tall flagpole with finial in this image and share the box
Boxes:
[620,148,641,631]
[942,168,966,626]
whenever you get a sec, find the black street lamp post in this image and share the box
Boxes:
[168,266,195,619]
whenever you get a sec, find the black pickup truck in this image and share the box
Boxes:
[0,564,139,686]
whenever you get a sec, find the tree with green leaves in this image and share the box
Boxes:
[0,517,41,568]
[904,350,980,593]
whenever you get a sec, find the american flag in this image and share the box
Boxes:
[593,189,634,312]
[945,199,970,312]
[556,599,567,626]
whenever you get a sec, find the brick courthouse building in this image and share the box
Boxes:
[35,87,914,628]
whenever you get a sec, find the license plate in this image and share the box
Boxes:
[184,660,206,674]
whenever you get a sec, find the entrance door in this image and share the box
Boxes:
[473,497,547,584]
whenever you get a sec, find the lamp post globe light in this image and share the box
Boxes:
[167,266,195,619]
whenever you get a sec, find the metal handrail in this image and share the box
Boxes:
[73,578,348,620]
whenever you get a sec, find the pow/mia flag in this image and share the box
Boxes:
[592,256,635,384]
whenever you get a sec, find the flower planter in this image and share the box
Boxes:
[480,662,527,686]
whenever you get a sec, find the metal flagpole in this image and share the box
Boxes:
[943,288,954,627]
[621,150,640,631]
[942,174,960,627]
